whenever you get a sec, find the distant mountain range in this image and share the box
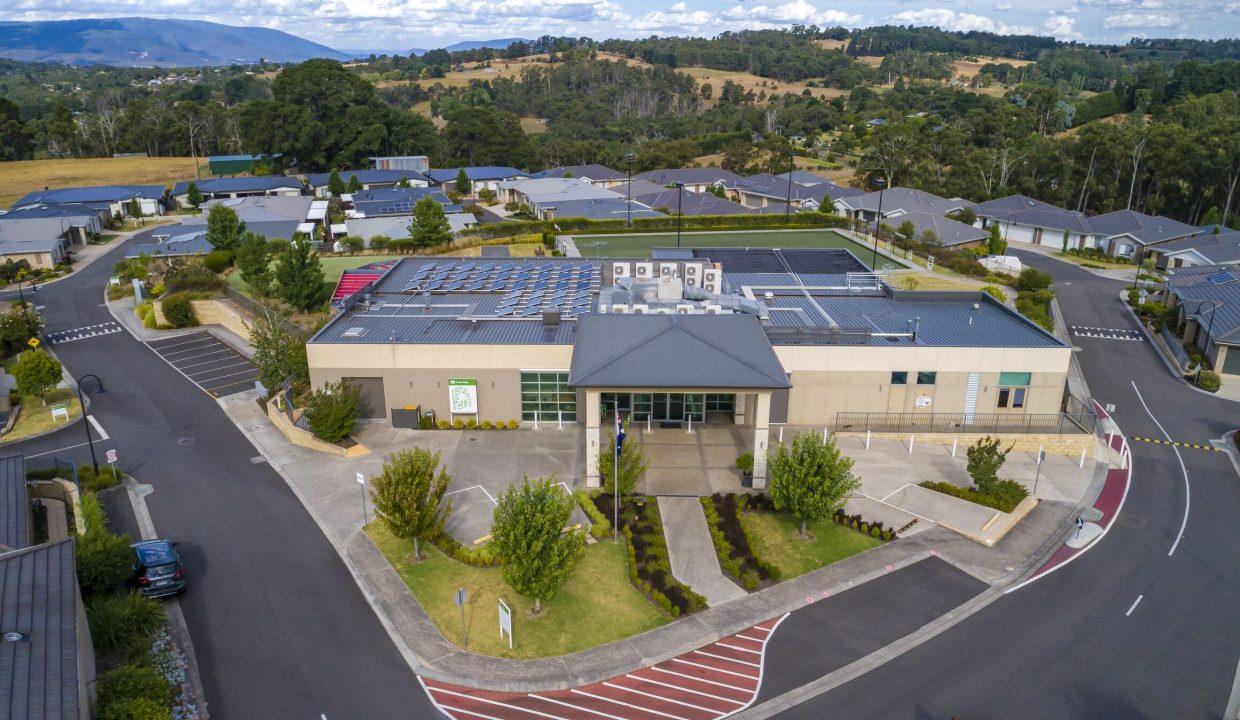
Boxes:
[0,18,350,66]
[337,38,529,59]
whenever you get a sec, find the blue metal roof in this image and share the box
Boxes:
[171,176,301,197]
[0,204,104,221]
[306,169,430,187]
[13,185,165,208]
[425,167,529,183]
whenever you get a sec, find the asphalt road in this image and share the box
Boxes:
[5,231,440,719]
[769,250,1240,718]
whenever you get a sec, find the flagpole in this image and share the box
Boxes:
[613,401,620,544]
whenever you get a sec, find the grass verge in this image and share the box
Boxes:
[742,511,882,579]
[1,388,82,443]
[366,523,668,659]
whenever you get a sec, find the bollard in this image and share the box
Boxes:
[823,428,828,443]
[908,434,915,454]
[533,411,539,431]
[558,410,563,430]
[1079,448,1086,468]
[779,426,784,444]
[951,437,957,457]
[687,416,692,434]
[865,430,871,450]
[647,415,651,433]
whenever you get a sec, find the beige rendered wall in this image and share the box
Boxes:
[308,342,573,422]
[774,345,1071,426]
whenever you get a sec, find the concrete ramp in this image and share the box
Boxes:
[657,496,746,607]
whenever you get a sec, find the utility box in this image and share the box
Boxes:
[391,406,421,428]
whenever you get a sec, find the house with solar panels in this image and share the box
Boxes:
[1165,264,1240,378]
[1150,230,1240,270]
[308,247,1072,488]
[344,187,456,218]
[305,169,431,198]
[170,176,302,208]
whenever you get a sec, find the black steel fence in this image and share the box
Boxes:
[221,287,309,339]
[834,409,1096,435]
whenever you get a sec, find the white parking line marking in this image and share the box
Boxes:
[734,633,766,643]
[193,368,257,384]
[650,666,748,691]
[693,650,760,668]
[568,689,689,720]
[87,414,109,441]
[436,705,508,720]
[150,335,214,350]
[624,674,746,705]
[1131,380,1190,557]
[1126,594,1143,616]
[179,356,248,370]
[167,347,231,360]
[715,642,762,655]
[428,687,567,719]
[531,694,628,720]
[670,658,756,680]
[600,682,719,713]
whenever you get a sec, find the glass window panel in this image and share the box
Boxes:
[891,371,908,385]
[916,371,936,385]
[997,388,1011,408]
[998,372,1032,386]
[1013,388,1027,408]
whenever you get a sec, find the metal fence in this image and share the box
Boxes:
[222,287,310,339]
[1159,325,1191,370]
[834,409,1096,435]
[25,456,80,485]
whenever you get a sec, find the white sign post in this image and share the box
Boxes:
[498,598,513,649]
[356,472,368,524]
[448,378,478,420]
[105,449,119,483]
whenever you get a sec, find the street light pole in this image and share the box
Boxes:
[1194,300,1222,384]
[674,181,685,248]
[624,152,636,228]
[1131,246,1144,291]
[784,150,794,223]
[871,178,886,269]
[75,374,105,474]
[15,279,39,338]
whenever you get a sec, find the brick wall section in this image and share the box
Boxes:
[151,298,251,340]
[836,431,1094,457]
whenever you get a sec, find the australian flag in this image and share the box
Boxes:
[615,410,626,456]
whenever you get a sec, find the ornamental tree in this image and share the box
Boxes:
[490,475,584,613]
[369,448,452,560]
[205,203,245,251]
[407,196,453,248]
[13,349,62,405]
[274,233,325,310]
[768,431,860,538]
[597,419,648,496]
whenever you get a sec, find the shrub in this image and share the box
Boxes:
[76,529,133,598]
[79,464,123,492]
[981,284,1007,302]
[99,697,172,720]
[1198,370,1221,392]
[419,415,435,429]
[202,249,234,273]
[735,452,754,473]
[919,480,1027,513]
[480,420,493,430]
[453,418,465,430]
[1017,267,1054,292]
[95,663,172,719]
[508,419,520,429]
[13,349,63,402]
[163,263,224,293]
[304,379,363,443]
[86,592,166,652]
[149,283,166,297]
[437,419,451,430]
[465,418,478,430]
[574,489,611,538]
[160,293,197,328]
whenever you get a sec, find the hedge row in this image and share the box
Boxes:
[574,490,611,539]
[431,418,521,430]
[593,494,707,617]
[918,480,1027,514]
[747,494,897,541]
[426,527,502,567]
[700,494,779,591]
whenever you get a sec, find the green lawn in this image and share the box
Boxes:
[743,511,882,579]
[366,524,668,659]
[1,388,83,444]
[570,229,907,269]
[227,255,401,294]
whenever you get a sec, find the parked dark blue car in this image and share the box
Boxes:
[130,540,186,598]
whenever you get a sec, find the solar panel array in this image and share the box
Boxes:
[1206,271,1236,285]
[402,261,600,317]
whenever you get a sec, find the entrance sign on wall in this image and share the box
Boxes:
[916,394,933,409]
[448,378,478,414]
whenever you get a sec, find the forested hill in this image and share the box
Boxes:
[0,18,349,66]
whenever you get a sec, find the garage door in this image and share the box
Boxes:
[1222,347,1240,377]
[344,377,386,418]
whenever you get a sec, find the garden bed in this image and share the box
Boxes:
[701,494,778,591]
[591,494,707,617]
[366,522,666,659]
[918,480,1027,513]
[741,500,887,580]
[0,388,82,443]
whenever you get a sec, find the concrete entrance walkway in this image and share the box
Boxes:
[638,423,751,495]
[657,496,746,606]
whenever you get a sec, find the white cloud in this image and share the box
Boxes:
[1045,14,1082,38]
[887,7,1033,34]
[1224,2,1240,11]
[994,3,1013,9]
[1102,11,1176,26]
[719,1,861,26]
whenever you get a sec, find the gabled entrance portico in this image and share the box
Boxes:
[568,314,790,490]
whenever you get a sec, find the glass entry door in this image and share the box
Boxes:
[650,393,704,423]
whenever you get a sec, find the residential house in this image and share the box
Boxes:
[495,178,621,219]
[1087,209,1200,259]
[635,188,776,216]
[305,169,430,198]
[0,204,108,243]
[343,212,477,245]
[125,228,214,260]
[372,155,430,173]
[0,220,73,268]
[345,188,455,218]
[425,167,530,195]
[1151,231,1240,270]
[170,176,302,208]
[531,165,628,188]
[12,186,165,218]
[632,168,743,194]
[192,196,321,240]
[1164,264,1240,377]
[540,198,664,221]
[833,187,976,225]
[608,179,674,200]
[973,195,1097,251]
[772,170,842,188]
[722,173,860,211]
[891,210,989,248]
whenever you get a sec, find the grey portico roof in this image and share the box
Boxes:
[0,538,82,720]
[569,314,791,389]
[532,164,626,181]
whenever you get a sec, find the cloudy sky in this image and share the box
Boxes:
[3,0,1236,51]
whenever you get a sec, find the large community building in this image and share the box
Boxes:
[307,246,1072,487]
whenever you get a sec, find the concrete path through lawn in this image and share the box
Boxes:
[658,496,747,607]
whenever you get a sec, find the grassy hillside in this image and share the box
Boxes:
[0,157,200,208]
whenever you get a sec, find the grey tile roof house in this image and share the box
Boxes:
[974,195,1093,234]
[633,168,742,191]
[0,538,91,720]
[635,189,759,216]
[532,165,627,183]
[305,169,431,193]
[1154,230,1240,268]
[125,228,215,259]
[542,198,664,221]
[834,187,977,218]
[893,210,990,247]
[1088,209,1200,256]
[0,454,28,552]
[610,179,674,198]
[772,170,833,187]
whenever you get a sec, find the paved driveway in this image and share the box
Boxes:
[146,332,259,398]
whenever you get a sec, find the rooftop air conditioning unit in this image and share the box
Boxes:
[702,268,721,294]
[675,304,693,314]
[635,263,653,280]
[683,264,700,281]
[659,263,676,278]
[632,304,648,314]
[704,304,722,315]
[612,305,629,314]
[611,262,630,278]
[684,277,698,288]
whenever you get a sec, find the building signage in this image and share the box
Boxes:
[448,378,478,414]
[498,598,513,649]
[916,394,933,409]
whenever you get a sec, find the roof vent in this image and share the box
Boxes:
[543,311,561,326]
[341,327,368,338]
[2,632,27,643]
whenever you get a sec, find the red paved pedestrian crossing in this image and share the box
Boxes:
[420,615,788,720]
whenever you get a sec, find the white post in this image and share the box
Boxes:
[1079,448,1087,468]
[1106,431,1113,448]
[687,416,692,434]
[951,437,958,457]
[779,426,784,444]
[908,434,914,453]
[533,411,539,431]
[558,409,563,430]
[822,428,828,443]
[865,429,870,450]
[647,414,651,433]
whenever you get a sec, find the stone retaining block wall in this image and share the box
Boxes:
[151,298,251,340]
[265,400,369,458]
[836,431,1094,457]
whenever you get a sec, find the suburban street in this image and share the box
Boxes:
[3,230,440,720]
[766,251,1240,718]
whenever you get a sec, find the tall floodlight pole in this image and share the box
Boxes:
[871,177,887,269]
[625,152,636,228]
[674,181,685,247]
